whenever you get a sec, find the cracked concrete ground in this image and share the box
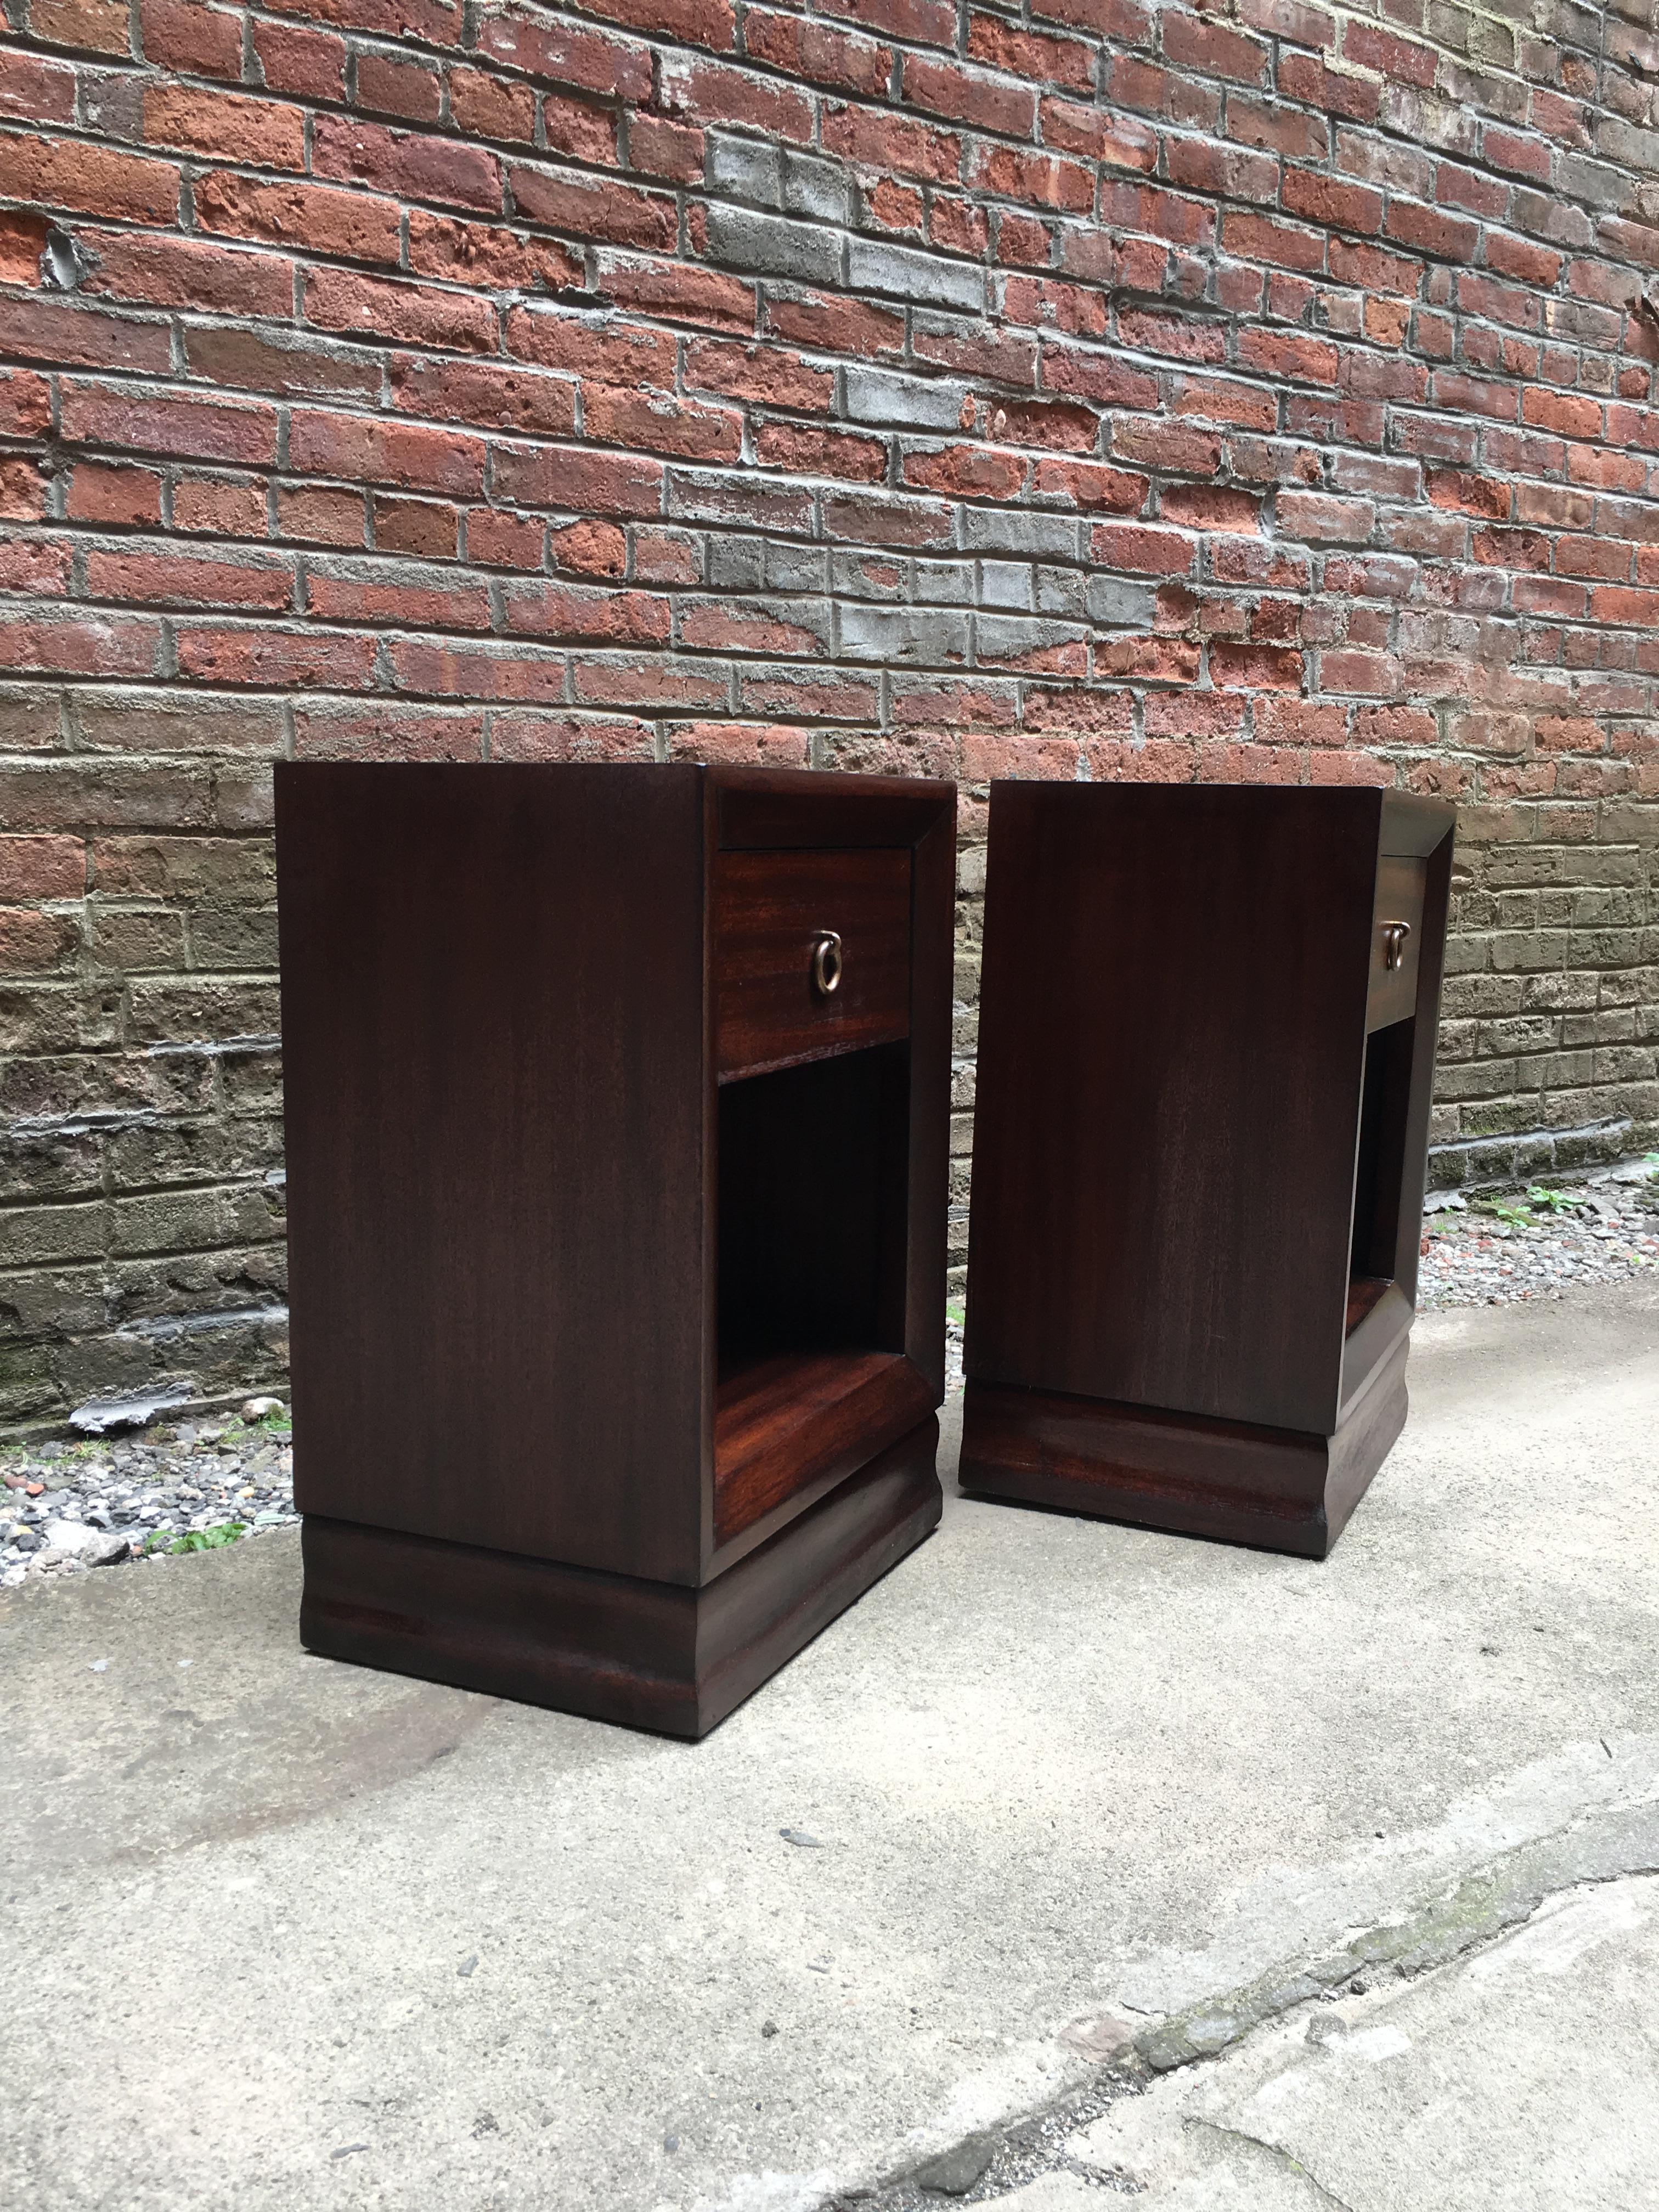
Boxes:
[2,1274,1656,2212]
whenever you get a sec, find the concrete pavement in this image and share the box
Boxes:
[3,1274,1656,2211]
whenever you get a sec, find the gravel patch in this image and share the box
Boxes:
[1,1397,295,1593]
[1420,1167,1659,1311]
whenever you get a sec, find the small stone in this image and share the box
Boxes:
[761,2019,779,2038]
[780,1827,823,1848]
[458,1954,478,1977]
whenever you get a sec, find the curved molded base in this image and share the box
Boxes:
[959,1342,1408,1561]
[301,1416,941,1738]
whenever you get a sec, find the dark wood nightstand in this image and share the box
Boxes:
[960,783,1454,1559]
[275,763,955,1736]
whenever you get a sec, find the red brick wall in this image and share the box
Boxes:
[1,0,1656,1427]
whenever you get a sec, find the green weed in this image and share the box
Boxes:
[169,1522,247,1554]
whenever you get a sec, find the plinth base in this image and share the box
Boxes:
[301,1417,941,1738]
[958,1341,1408,1560]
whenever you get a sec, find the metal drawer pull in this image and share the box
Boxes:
[1381,921,1412,972]
[810,930,843,997]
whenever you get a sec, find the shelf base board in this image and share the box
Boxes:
[300,1417,941,1739]
[959,1340,1408,1560]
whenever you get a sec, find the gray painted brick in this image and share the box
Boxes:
[844,366,971,431]
[764,540,828,592]
[783,151,854,226]
[707,537,766,590]
[915,558,975,603]
[963,509,1084,559]
[837,604,971,664]
[706,204,842,285]
[831,550,909,600]
[975,614,1088,659]
[1036,566,1086,616]
[1086,574,1160,627]
[978,561,1034,610]
[846,237,985,311]
[707,133,784,208]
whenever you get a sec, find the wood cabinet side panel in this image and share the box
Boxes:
[276,762,708,1585]
[966,783,1378,1435]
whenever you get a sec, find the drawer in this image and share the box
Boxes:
[713,847,911,1081]
[1366,855,1426,1030]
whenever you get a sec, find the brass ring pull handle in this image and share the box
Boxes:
[1380,921,1412,973]
[811,930,843,997]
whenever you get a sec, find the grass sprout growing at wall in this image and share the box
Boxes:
[168,1523,247,1554]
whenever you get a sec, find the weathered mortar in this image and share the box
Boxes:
[0,0,1655,1424]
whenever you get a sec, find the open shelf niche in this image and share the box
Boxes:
[714,1041,928,1548]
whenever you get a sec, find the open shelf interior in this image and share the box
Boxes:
[1347,1015,1415,1335]
[714,1043,920,1543]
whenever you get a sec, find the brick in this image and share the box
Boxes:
[598,254,758,335]
[85,547,294,612]
[0,48,78,123]
[173,476,268,537]
[408,212,583,295]
[746,10,891,96]
[659,55,811,140]
[757,422,888,481]
[972,144,1096,215]
[80,233,295,319]
[902,54,1037,137]
[14,135,180,225]
[492,445,664,517]
[184,328,383,403]
[1161,11,1270,86]
[583,385,742,462]
[312,114,503,215]
[504,582,670,644]
[287,411,488,496]
[29,0,130,57]
[309,565,492,630]
[174,625,379,689]
[0,836,84,900]
[60,383,278,466]
[512,165,676,252]
[968,15,1094,94]
[251,19,347,100]
[391,356,577,437]
[0,294,172,375]
[371,496,458,558]
[355,51,443,123]
[821,104,961,184]
[193,173,402,266]
[685,340,833,413]
[1088,522,1195,574]
[305,266,497,353]
[142,86,307,169]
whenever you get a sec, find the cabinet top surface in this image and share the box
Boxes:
[274,760,953,803]
[986,778,1453,856]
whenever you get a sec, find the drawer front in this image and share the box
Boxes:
[714,848,911,1081]
[1367,855,1426,1030]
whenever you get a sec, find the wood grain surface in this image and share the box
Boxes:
[277,761,709,1585]
[713,847,911,1081]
